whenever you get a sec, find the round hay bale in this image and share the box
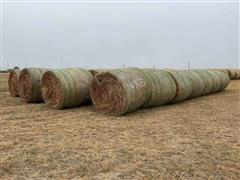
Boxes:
[143,69,177,108]
[186,70,205,98]
[206,70,221,93]
[8,70,21,97]
[225,69,232,79]
[194,70,213,95]
[89,69,110,76]
[215,69,229,76]
[213,70,230,91]
[227,69,237,80]
[90,67,151,116]
[42,68,93,109]
[236,70,240,79]
[18,68,49,103]
[165,69,193,103]
[232,70,238,79]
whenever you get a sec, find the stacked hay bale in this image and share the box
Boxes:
[8,70,21,97]
[90,68,151,116]
[42,68,93,109]
[91,68,230,116]
[18,68,49,103]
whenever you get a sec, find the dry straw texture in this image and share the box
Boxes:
[90,67,151,116]
[91,68,230,116]
[42,68,93,109]
[194,70,213,95]
[165,69,193,103]
[8,70,21,97]
[18,68,48,103]
[1,71,240,179]
[186,70,205,98]
[143,69,176,107]
[225,69,240,80]
[212,70,230,91]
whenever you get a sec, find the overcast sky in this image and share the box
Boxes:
[1,1,239,70]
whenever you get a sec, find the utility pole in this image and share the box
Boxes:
[188,61,190,71]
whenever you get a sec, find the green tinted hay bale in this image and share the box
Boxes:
[8,70,21,97]
[219,69,229,75]
[194,70,213,95]
[165,69,193,103]
[186,70,205,98]
[18,68,48,103]
[143,69,177,108]
[90,67,151,116]
[213,70,230,91]
[206,70,221,93]
[42,68,93,109]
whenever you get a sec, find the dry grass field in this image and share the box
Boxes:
[0,73,240,179]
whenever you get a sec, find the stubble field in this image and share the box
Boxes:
[0,73,240,179]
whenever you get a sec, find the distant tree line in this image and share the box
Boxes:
[0,66,20,73]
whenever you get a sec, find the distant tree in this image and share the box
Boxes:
[13,66,20,70]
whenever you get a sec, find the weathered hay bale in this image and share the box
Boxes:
[214,69,229,76]
[165,69,193,103]
[8,70,21,97]
[42,68,93,109]
[186,70,205,98]
[18,68,48,103]
[194,70,213,95]
[231,69,240,80]
[205,70,221,93]
[143,69,177,107]
[213,70,230,91]
[227,69,238,80]
[90,67,151,116]
[236,70,240,79]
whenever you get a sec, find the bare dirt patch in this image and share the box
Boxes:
[0,73,240,179]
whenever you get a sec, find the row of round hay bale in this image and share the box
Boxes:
[18,68,49,103]
[143,69,177,108]
[90,68,230,116]
[226,69,240,80]
[187,69,229,95]
[8,70,21,97]
[185,70,205,98]
[90,67,151,116]
[42,68,93,109]
[212,70,230,91]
